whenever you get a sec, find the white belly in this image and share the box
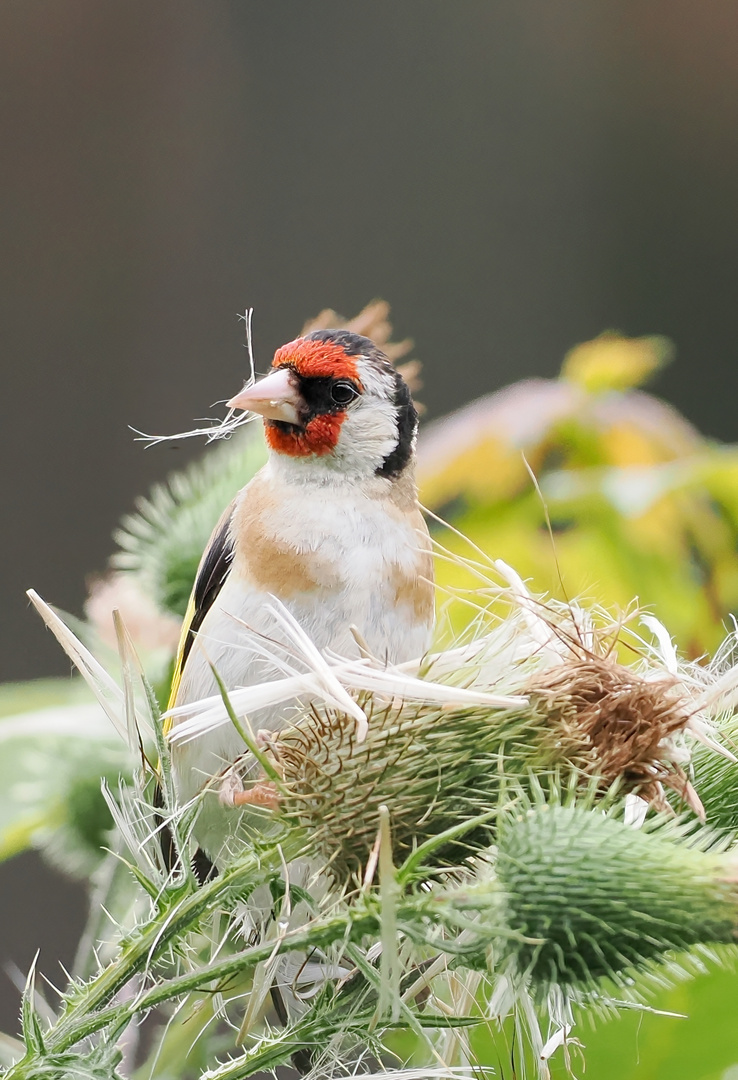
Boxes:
[170,475,433,854]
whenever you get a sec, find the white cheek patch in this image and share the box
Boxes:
[330,360,399,475]
[334,398,398,474]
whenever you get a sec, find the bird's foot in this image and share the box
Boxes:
[230,780,281,811]
[218,768,280,811]
[218,769,245,807]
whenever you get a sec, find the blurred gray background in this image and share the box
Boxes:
[2,0,738,1039]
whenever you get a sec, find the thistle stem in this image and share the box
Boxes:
[63,913,374,1054]
[5,840,303,1075]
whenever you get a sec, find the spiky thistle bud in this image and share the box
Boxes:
[452,805,738,993]
[688,713,738,836]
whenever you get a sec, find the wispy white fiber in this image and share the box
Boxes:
[334,659,528,708]
[623,793,649,829]
[641,614,679,675]
[540,1024,572,1061]
[166,648,528,747]
[132,307,259,447]
[264,601,369,739]
[494,560,566,663]
[166,672,317,744]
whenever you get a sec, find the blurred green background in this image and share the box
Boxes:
[3,3,738,1075]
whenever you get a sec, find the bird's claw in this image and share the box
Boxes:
[218,769,245,807]
[230,780,280,811]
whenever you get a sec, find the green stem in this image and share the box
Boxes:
[200,995,481,1080]
[2,837,497,1080]
[201,1025,317,1080]
[209,664,285,789]
[5,840,302,1075]
[67,912,377,1050]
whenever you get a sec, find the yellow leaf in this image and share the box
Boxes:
[562,332,674,393]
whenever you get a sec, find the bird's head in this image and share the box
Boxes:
[228,330,418,480]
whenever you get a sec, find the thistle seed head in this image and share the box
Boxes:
[524,658,694,809]
[266,653,698,884]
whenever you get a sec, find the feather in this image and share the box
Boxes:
[166,504,235,719]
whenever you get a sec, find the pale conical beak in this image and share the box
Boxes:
[227,367,303,425]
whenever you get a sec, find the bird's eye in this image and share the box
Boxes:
[330,381,359,406]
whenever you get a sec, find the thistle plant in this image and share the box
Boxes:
[3,548,738,1080]
[5,305,738,1078]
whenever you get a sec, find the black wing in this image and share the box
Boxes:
[167,504,236,708]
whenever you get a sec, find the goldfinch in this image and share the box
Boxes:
[167,329,434,860]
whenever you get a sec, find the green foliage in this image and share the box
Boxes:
[0,679,89,719]
[4,578,738,1078]
[0,680,129,870]
[5,773,738,1080]
[576,966,738,1080]
[421,332,738,655]
[65,773,115,853]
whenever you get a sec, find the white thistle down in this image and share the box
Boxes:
[165,599,527,747]
[164,566,732,805]
[131,308,259,447]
